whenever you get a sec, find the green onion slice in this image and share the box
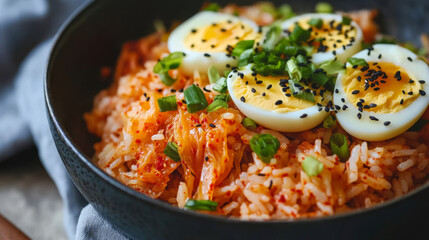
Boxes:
[308,18,323,29]
[242,117,257,130]
[214,94,230,102]
[286,57,302,81]
[157,72,177,86]
[278,4,295,19]
[315,2,333,13]
[249,134,280,163]
[288,79,315,102]
[263,26,282,51]
[238,48,254,67]
[213,77,228,93]
[302,156,324,176]
[185,199,218,211]
[157,95,177,112]
[208,66,220,84]
[207,99,228,112]
[347,57,369,67]
[322,115,337,128]
[204,3,221,12]
[311,72,330,86]
[290,25,311,44]
[164,142,180,162]
[342,16,352,25]
[319,60,345,76]
[232,40,255,57]
[184,84,208,113]
[330,133,350,162]
[153,52,184,86]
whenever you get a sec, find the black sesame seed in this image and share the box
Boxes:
[179,88,184,93]
[408,91,413,95]
[341,98,345,103]
[352,90,360,94]
[251,88,256,93]
[182,100,187,104]
[409,79,415,83]
[146,97,150,101]
[262,92,266,96]
[267,84,272,90]
[204,53,211,57]
[369,116,379,121]
[285,93,291,97]
[195,124,202,127]
[357,76,361,81]
[240,96,245,102]
[245,81,248,85]
[420,90,427,96]
[400,99,404,104]
[220,28,227,32]
[318,107,323,112]
[209,123,216,128]
[384,121,391,126]
[374,87,380,91]
[419,80,426,84]
[256,80,263,84]
[170,89,177,93]
[251,72,257,76]
[407,57,413,62]
[369,103,377,108]
[191,29,197,33]
[324,106,330,112]
[300,114,308,118]
[203,87,211,92]
[378,54,382,59]
[342,105,348,110]
[335,89,339,93]
[282,87,287,92]
[275,100,283,105]
[357,113,362,119]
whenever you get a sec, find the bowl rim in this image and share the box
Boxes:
[44,0,429,226]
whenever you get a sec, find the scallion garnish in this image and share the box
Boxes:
[302,156,324,176]
[232,40,255,57]
[290,25,311,44]
[207,94,229,112]
[157,95,177,112]
[153,52,184,86]
[286,58,302,81]
[208,66,220,84]
[319,60,345,76]
[311,72,330,86]
[184,84,208,113]
[204,3,221,12]
[330,133,350,162]
[315,2,333,13]
[242,117,257,130]
[342,16,352,25]
[347,57,369,67]
[278,4,295,19]
[213,77,227,93]
[250,134,280,163]
[263,26,282,51]
[288,80,315,102]
[308,18,323,29]
[164,142,180,162]
[214,94,230,102]
[238,48,254,67]
[322,115,337,128]
[185,199,218,211]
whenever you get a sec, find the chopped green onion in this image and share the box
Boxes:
[278,4,295,19]
[164,142,180,162]
[319,60,345,76]
[157,72,177,86]
[232,40,255,57]
[208,66,220,84]
[238,48,254,67]
[302,156,324,176]
[263,26,282,51]
[308,18,323,29]
[185,199,218,211]
[214,94,230,102]
[284,46,298,56]
[300,66,313,79]
[322,115,337,128]
[249,134,280,163]
[207,99,228,112]
[330,133,350,162]
[342,16,352,25]
[286,58,302,81]
[288,79,315,102]
[315,2,333,13]
[213,77,227,93]
[290,25,311,44]
[184,84,208,113]
[311,72,330,86]
[347,57,369,67]
[204,3,221,12]
[408,118,429,131]
[242,117,257,130]
[153,19,166,32]
[153,52,184,86]
[259,2,277,17]
[157,95,177,112]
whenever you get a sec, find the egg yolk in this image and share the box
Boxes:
[290,18,357,53]
[232,74,324,113]
[185,20,260,53]
[342,62,422,114]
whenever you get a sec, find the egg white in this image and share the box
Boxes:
[281,13,363,64]
[227,65,330,132]
[168,11,260,75]
[334,44,429,141]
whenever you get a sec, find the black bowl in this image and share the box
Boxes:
[45,0,429,239]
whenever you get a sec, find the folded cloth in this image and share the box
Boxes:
[2,0,128,239]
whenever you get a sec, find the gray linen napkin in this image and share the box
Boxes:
[2,0,128,239]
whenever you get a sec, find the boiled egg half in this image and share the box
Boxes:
[334,44,429,141]
[281,13,363,64]
[227,64,331,132]
[168,11,261,75]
